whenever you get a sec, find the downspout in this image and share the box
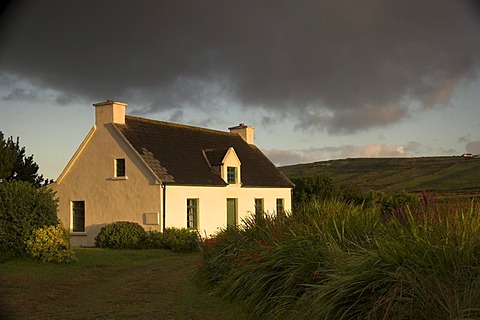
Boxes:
[291,188,294,212]
[162,183,166,232]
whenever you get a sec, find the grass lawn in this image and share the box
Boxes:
[0,248,247,320]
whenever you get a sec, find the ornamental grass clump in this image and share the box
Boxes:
[196,196,480,320]
[360,198,480,320]
[25,225,76,264]
[197,200,381,319]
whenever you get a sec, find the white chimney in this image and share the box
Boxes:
[229,123,255,144]
[93,100,127,125]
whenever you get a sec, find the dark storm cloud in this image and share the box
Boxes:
[1,0,480,133]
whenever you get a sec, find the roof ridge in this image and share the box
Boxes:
[125,115,235,136]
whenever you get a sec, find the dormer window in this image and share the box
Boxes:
[115,158,126,177]
[204,147,241,185]
[227,166,237,184]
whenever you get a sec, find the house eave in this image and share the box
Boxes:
[55,125,97,184]
[162,181,228,187]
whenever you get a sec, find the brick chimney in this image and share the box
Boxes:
[229,123,255,144]
[93,100,127,125]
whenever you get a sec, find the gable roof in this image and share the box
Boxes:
[114,116,293,188]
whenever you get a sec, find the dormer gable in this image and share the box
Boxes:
[221,147,241,166]
[221,147,241,185]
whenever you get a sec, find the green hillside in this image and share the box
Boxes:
[280,156,480,196]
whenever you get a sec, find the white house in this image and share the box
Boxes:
[51,100,294,246]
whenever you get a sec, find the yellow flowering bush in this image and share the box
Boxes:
[25,225,76,263]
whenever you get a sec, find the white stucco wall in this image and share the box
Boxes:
[165,184,292,237]
[51,123,162,246]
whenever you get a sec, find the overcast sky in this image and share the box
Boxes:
[1,0,480,179]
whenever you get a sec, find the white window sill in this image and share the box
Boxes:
[70,232,87,236]
[109,176,128,181]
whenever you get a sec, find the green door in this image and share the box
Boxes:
[226,198,237,227]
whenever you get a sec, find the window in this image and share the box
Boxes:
[187,198,198,229]
[72,201,85,232]
[255,198,264,220]
[227,167,237,184]
[276,198,285,216]
[115,158,126,177]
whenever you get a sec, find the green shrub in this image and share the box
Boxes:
[162,227,199,253]
[143,230,165,249]
[95,221,147,249]
[377,190,419,219]
[0,181,58,261]
[25,225,76,263]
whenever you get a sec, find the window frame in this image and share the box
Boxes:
[227,166,237,184]
[71,200,85,233]
[187,198,199,230]
[115,158,126,177]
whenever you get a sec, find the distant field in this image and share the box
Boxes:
[280,156,480,196]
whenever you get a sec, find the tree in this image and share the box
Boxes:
[291,174,369,206]
[0,180,59,261]
[291,174,342,204]
[0,131,46,187]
